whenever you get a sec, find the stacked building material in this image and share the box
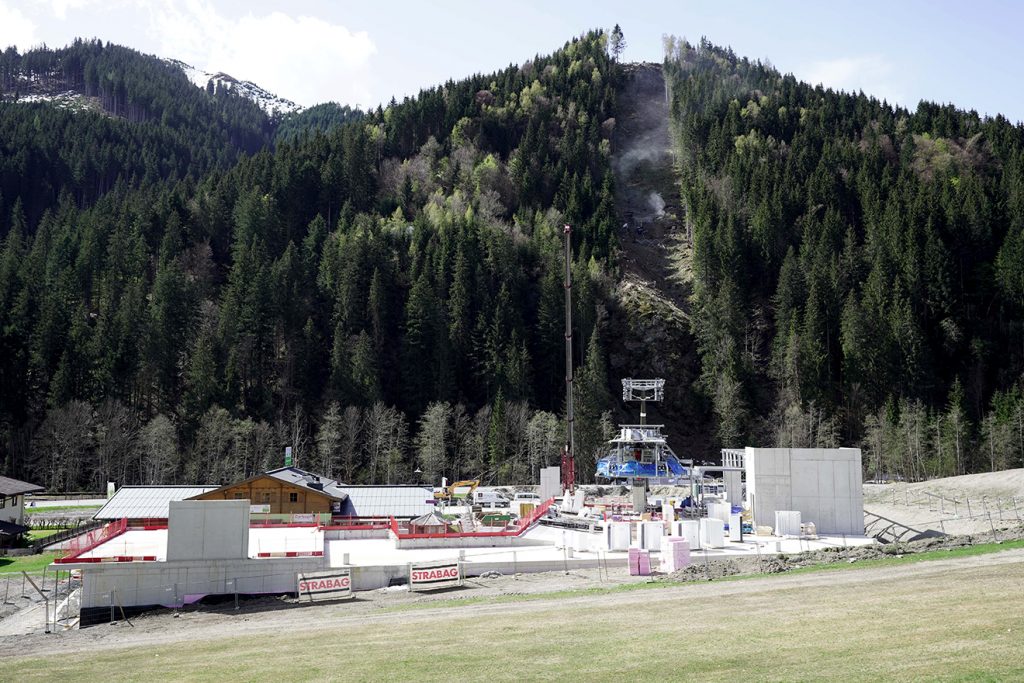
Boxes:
[628,547,652,575]
[659,537,690,573]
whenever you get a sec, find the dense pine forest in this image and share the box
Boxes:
[0,33,619,490]
[2,31,1023,492]
[665,37,1024,481]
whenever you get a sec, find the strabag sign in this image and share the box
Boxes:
[297,569,353,601]
[409,560,463,591]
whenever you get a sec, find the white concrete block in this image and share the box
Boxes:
[606,522,631,551]
[699,518,725,548]
[774,511,801,536]
[729,513,744,541]
[706,502,730,526]
[723,471,742,505]
[677,520,701,549]
[639,521,663,550]
[539,467,561,501]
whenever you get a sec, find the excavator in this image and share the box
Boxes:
[432,479,479,505]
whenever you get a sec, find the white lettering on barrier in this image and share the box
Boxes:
[297,569,353,601]
[409,561,462,591]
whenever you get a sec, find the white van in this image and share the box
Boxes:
[473,490,509,508]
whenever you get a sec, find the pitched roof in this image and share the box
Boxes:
[264,467,349,500]
[338,486,436,518]
[409,510,451,528]
[192,467,350,503]
[94,485,219,520]
[0,475,44,497]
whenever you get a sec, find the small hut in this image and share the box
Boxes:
[408,510,452,534]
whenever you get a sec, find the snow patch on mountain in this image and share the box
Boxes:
[1,88,104,114]
[166,58,302,117]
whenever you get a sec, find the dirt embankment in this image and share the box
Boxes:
[607,62,707,453]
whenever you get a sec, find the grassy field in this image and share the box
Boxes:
[26,504,100,514]
[0,552,58,575]
[7,550,1024,681]
[26,528,61,541]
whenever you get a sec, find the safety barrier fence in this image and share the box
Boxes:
[55,518,128,564]
[321,516,393,531]
[389,498,555,538]
[254,551,324,558]
[64,555,158,563]
[250,512,332,527]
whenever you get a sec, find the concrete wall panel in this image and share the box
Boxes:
[747,448,863,535]
[167,500,250,561]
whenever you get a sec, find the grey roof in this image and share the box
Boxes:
[0,520,30,536]
[264,467,348,501]
[409,510,451,527]
[338,486,436,518]
[0,475,44,496]
[94,486,218,520]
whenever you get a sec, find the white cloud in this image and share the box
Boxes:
[150,1,376,108]
[0,2,39,50]
[801,54,906,106]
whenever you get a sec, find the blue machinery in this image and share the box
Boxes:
[594,379,693,484]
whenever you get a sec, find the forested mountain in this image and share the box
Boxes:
[0,40,274,227]
[274,103,365,145]
[664,37,1024,481]
[0,32,619,490]
[3,30,1023,493]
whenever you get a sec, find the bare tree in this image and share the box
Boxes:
[363,402,390,483]
[93,399,139,488]
[504,401,531,484]
[383,408,409,484]
[416,401,452,484]
[140,414,178,485]
[315,402,344,478]
[31,401,95,492]
[340,406,362,483]
[526,410,560,482]
[190,405,233,484]
[449,403,473,481]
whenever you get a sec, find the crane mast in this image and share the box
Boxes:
[561,224,576,494]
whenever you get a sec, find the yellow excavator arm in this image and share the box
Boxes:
[433,480,479,503]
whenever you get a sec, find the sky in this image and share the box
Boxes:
[1,0,1022,123]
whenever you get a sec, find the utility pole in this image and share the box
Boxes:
[561,224,576,494]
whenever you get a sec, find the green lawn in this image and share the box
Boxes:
[25,504,100,514]
[380,537,1024,613]
[0,552,58,575]
[26,528,62,541]
[7,550,1024,681]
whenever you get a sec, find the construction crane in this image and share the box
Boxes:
[561,223,576,494]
